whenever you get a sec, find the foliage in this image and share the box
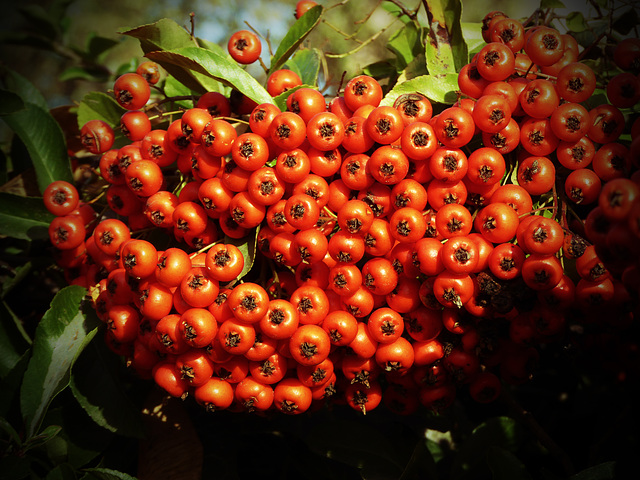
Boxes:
[1,1,639,479]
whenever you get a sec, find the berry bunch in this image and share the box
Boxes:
[44,5,639,416]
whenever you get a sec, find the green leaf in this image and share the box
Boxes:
[273,84,309,112]
[424,0,467,74]
[0,416,22,446]
[22,424,62,452]
[486,446,533,480]
[58,66,108,83]
[45,463,77,480]
[17,5,59,40]
[569,461,617,480]
[566,12,588,33]
[0,351,29,418]
[120,18,205,93]
[461,22,485,58]
[0,69,73,192]
[225,226,259,286]
[70,338,144,438]
[387,22,424,72]
[285,48,323,87]
[0,89,25,115]
[146,47,273,107]
[20,286,98,438]
[269,4,323,74]
[1,262,32,299]
[0,193,55,241]
[540,0,566,8]
[362,60,398,80]
[307,418,404,479]
[85,34,120,61]
[451,416,523,479]
[76,91,126,129]
[162,75,200,109]
[81,468,138,480]
[381,74,459,106]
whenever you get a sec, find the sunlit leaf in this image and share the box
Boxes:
[146,47,273,106]
[20,286,98,438]
[381,74,459,106]
[387,22,424,72]
[269,4,323,74]
[424,0,467,74]
[70,338,144,438]
[225,227,259,286]
[461,22,485,58]
[285,48,322,87]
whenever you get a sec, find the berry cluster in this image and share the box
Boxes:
[45,6,640,416]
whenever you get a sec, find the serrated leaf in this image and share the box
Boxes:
[76,91,126,129]
[146,47,273,107]
[381,74,459,106]
[70,338,144,439]
[424,0,467,74]
[0,89,25,115]
[540,0,566,8]
[269,4,323,74]
[285,48,322,87]
[0,69,72,192]
[0,193,54,240]
[487,446,533,480]
[20,285,98,438]
[569,461,617,480]
[566,12,588,33]
[81,468,137,480]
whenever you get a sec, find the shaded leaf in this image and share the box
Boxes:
[58,66,108,83]
[285,48,322,87]
[163,75,201,109]
[566,12,588,33]
[540,0,566,7]
[0,89,25,115]
[269,4,323,74]
[17,4,59,40]
[0,69,72,192]
[1,262,32,299]
[76,91,126,129]
[613,8,639,35]
[70,337,144,438]
[362,60,397,80]
[307,418,404,479]
[23,424,62,452]
[45,464,77,480]
[81,468,138,480]
[486,446,533,480]
[569,461,617,480]
[146,47,273,106]
[381,74,459,106]
[0,351,29,418]
[399,439,439,480]
[20,286,98,437]
[86,34,120,61]
[0,193,54,241]
[451,416,523,479]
